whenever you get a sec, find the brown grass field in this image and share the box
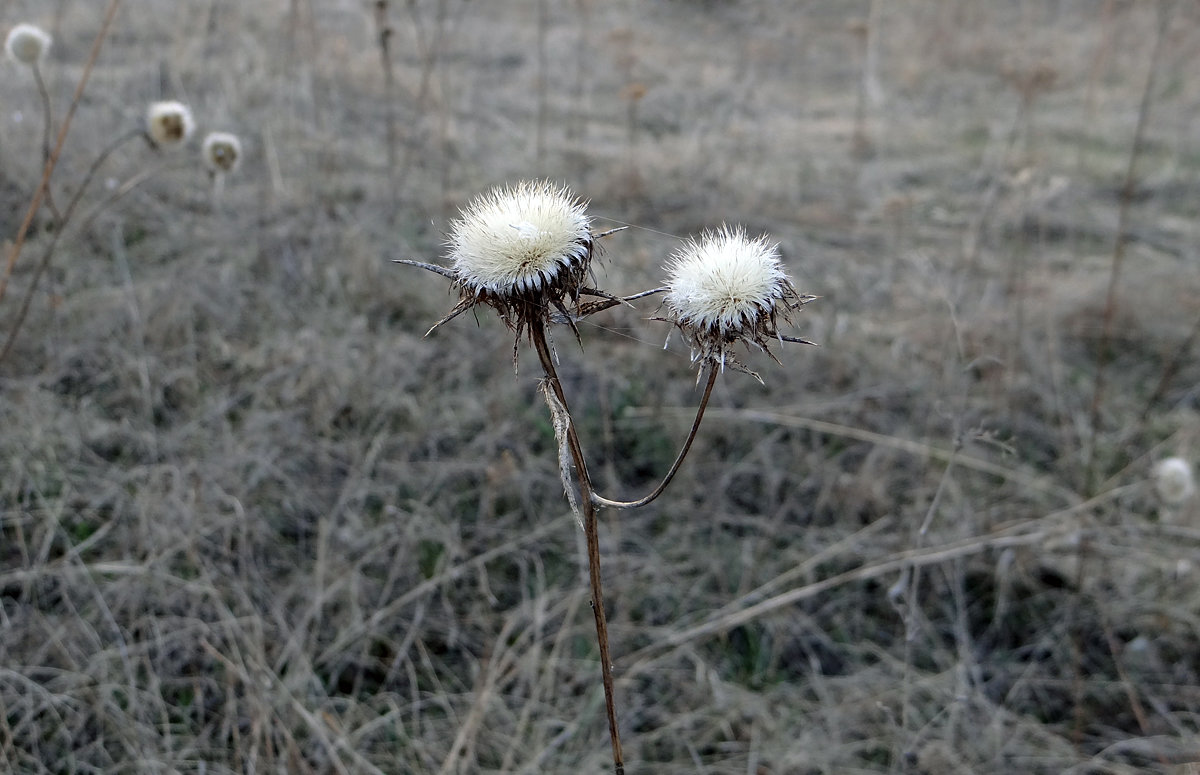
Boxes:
[3,1,1200,772]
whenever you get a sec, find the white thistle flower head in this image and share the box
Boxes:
[202,131,242,173]
[450,180,592,298]
[5,23,51,66]
[439,180,595,336]
[1154,457,1196,505]
[146,101,195,148]
[663,225,813,379]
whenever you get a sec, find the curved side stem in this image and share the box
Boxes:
[593,364,718,510]
[529,318,625,775]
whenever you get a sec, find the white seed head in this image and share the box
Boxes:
[202,131,242,173]
[5,24,50,66]
[664,226,789,336]
[448,180,592,298]
[662,226,809,377]
[1154,457,1196,505]
[146,101,195,148]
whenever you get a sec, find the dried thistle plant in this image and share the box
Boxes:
[399,181,815,775]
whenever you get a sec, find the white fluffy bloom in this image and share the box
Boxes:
[661,225,811,378]
[202,131,242,173]
[146,101,195,148]
[448,180,592,297]
[664,226,789,336]
[5,23,50,66]
[1154,457,1196,505]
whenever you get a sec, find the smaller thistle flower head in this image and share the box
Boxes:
[663,225,812,379]
[146,101,195,148]
[5,23,50,66]
[435,180,594,338]
[202,131,242,173]
[1154,457,1196,505]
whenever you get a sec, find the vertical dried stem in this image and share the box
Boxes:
[535,0,548,171]
[1086,0,1169,491]
[529,318,625,775]
[31,64,62,222]
[373,0,399,218]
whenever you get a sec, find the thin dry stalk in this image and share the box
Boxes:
[535,0,548,170]
[1087,0,1170,491]
[0,0,122,307]
[1142,310,1200,420]
[529,317,625,775]
[31,63,62,222]
[897,434,961,751]
[373,0,399,217]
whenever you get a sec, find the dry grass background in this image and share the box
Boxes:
[2,0,1200,773]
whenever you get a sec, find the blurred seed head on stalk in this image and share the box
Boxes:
[202,131,242,174]
[146,100,195,149]
[5,23,50,66]
[1154,456,1196,505]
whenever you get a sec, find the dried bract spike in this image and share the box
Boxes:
[146,101,195,148]
[439,180,595,339]
[5,23,50,66]
[663,225,813,380]
[202,131,242,173]
[1154,457,1196,505]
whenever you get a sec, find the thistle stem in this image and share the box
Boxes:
[529,318,625,775]
[593,365,718,510]
[32,63,62,222]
